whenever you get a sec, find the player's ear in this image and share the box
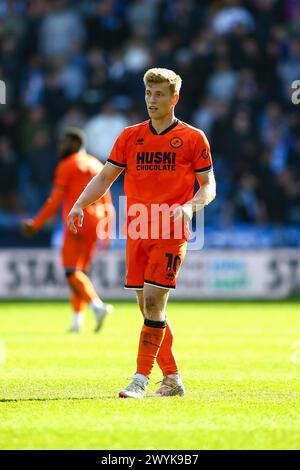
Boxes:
[173,94,179,105]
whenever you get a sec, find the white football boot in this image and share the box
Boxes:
[151,374,185,397]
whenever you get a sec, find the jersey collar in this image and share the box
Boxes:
[149,118,179,135]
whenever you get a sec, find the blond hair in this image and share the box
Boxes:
[143,68,182,95]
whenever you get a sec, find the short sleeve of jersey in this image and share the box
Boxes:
[192,131,213,174]
[53,160,69,190]
[107,129,127,169]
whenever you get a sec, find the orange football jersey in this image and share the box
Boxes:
[107,119,213,237]
[33,151,111,230]
[54,151,107,222]
[108,119,212,205]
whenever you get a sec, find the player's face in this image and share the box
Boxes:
[145,83,178,120]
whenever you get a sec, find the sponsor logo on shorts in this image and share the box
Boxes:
[166,272,175,281]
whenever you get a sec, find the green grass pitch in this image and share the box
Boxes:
[0,300,300,450]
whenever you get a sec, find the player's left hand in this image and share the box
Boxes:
[171,204,193,224]
[21,219,37,237]
[164,204,193,239]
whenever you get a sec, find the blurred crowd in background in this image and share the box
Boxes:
[0,0,300,236]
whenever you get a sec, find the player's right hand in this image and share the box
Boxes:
[21,219,37,237]
[67,205,84,234]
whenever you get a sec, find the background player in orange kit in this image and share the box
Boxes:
[67,68,216,397]
[22,128,114,333]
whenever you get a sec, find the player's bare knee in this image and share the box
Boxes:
[136,291,145,317]
[144,295,165,321]
[144,310,164,321]
[144,295,156,312]
[138,300,145,317]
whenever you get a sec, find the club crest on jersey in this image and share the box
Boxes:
[170,137,183,148]
[201,149,210,159]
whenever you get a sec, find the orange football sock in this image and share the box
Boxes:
[68,271,99,303]
[156,320,178,375]
[71,292,87,313]
[136,320,166,378]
